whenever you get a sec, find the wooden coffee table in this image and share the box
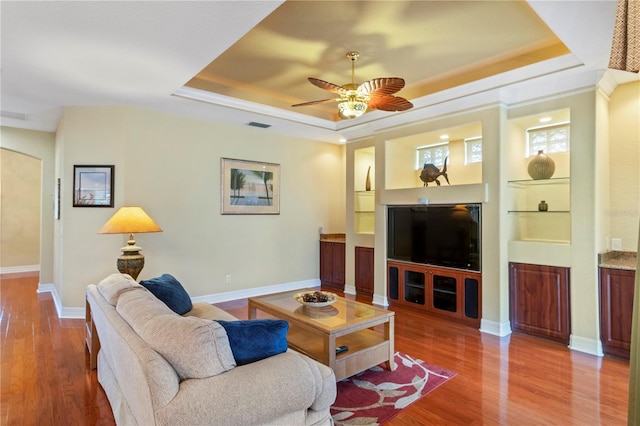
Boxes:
[248,289,395,381]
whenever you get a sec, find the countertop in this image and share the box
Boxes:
[320,233,345,243]
[598,250,637,271]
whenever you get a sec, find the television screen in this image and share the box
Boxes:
[387,204,481,272]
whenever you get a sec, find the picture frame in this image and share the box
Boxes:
[221,158,280,215]
[73,165,114,207]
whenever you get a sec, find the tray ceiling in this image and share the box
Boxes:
[186,1,568,121]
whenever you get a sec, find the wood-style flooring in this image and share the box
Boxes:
[0,275,630,425]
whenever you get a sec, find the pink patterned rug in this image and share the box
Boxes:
[331,352,455,425]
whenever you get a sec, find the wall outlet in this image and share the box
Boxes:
[611,238,622,250]
[225,274,232,283]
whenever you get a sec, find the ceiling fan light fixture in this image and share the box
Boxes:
[338,100,367,119]
[292,51,412,120]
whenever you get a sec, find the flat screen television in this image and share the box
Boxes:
[387,204,481,272]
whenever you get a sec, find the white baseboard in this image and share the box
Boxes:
[343,284,356,296]
[1,265,39,275]
[62,306,85,318]
[37,283,63,318]
[191,278,321,305]
[480,319,512,337]
[569,335,604,356]
[42,278,322,320]
[372,293,388,307]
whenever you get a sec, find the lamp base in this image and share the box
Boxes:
[117,252,145,281]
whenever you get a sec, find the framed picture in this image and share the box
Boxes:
[73,165,114,207]
[221,158,280,215]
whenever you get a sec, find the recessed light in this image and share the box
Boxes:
[539,117,552,123]
[339,137,347,143]
[440,134,449,140]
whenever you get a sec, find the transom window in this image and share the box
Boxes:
[417,143,449,168]
[527,123,570,156]
[464,137,483,164]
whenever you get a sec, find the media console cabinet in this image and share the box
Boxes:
[387,260,481,327]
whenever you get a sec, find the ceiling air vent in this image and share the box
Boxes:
[1,110,27,120]
[247,121,271,129]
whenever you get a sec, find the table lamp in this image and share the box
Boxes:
[98,206,162,280]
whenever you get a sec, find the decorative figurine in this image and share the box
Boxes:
[420,157,450,186]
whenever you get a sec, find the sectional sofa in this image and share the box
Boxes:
[86,273,336,425]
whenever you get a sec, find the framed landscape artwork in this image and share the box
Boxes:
[221,158,280,214]
[73,165,114,207]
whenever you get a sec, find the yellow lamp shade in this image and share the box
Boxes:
[98,206,162,234]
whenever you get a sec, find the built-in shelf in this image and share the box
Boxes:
[355,190,375,235]
[354,146,376,235]
[507,176,571,243]
[507,177,570,185]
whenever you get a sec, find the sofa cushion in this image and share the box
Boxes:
[97,273,142,305]
[216,319,289,366]
[139,274,193,315]
[184,302,238,321]
[117,289,236,380]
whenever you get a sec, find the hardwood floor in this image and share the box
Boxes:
[1,275,630,425]
[0,275,114,425]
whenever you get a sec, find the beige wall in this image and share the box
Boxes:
[0,127,55,283]
[0,148,41,267]
[609,81,640,251]
[54,106,345,309]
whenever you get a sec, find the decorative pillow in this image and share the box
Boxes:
[139,274,193,315]
[216,319,289,366]
[117,289,236,380]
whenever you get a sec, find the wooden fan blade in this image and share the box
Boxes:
[367,96,413,112]
[292,98,340,107]
[308,78,346,94]
[358,77,405,97]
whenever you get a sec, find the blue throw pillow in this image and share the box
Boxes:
[216,319,289,366]
[139,274,193,315]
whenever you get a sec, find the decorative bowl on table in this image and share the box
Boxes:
[294,291,337,307]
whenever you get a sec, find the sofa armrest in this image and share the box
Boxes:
[155,351,336,426]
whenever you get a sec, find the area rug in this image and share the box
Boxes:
[331,352,455,425]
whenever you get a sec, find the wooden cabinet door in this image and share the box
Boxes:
[320,241,334,285]
[332,242,345,286]
[355,247,374,297]
[320,241,345,290]
[509,262,570,344]
[599,267,635,358]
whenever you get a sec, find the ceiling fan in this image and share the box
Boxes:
[292,51,413,120]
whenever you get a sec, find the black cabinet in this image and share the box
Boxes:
[404,270,426,305]
[432,274,457,313]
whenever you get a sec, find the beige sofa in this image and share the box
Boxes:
[87,273,336,425]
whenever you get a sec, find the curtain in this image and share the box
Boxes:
[629,218,640,425]
[609,0,639,73]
